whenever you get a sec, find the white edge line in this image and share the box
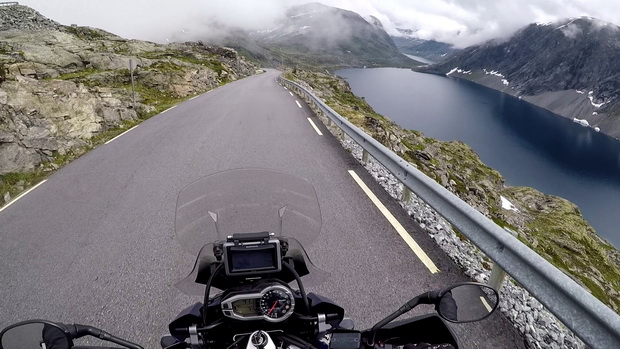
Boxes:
[189,96,199,101]
[348,170,440,274]
[289,91,294,97]
[295,100,303,109]
[105,125,139,145]
[480,296,493,312]
[307,118,323,135]
[162,105,177,114]
[0,179,48,213]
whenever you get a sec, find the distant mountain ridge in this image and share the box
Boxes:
[391,29,459,63]
[423,17,620,139]
[224,2,419,69]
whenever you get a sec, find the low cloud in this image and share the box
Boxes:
[18,0,620,48]
[561,23,583,39]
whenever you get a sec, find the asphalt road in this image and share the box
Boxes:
[0,70,525,348]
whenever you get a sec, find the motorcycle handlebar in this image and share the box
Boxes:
[63,324,144,349]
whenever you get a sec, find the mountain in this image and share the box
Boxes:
[392,29,459,63]
[225,3,420,69]
[423,17,620,139]
[0,4,257,181]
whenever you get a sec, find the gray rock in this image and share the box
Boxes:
[0,143,41,173]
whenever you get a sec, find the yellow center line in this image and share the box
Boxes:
[348,170,440,274]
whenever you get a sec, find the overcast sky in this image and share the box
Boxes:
[18,0,620,48]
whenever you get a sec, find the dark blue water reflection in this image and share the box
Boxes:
[337,67,620,247]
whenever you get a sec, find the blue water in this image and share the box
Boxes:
[336,67,620,248]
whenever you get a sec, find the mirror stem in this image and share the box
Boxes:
[366,291,438,346]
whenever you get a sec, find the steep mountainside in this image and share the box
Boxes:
[424,17,620,139]
[226,3,419,69]
[392,29,459,63]
[0,5,257,197]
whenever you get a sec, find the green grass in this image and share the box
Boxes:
[66,26,105,40]
[53,67,105,80]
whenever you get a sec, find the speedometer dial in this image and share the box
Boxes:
[259,288,294,320]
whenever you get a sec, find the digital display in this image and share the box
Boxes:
[231,248,276,270]
[232,299,258,316]
[226,242,280,275]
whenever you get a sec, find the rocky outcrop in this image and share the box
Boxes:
[423,17,620,139]
[0,4,62,31]
[0,5,257,178]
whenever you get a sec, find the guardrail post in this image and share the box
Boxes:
[362,149,370,164]
[401,185,412,204]
[488,228,518,291]
[489,264,507,291]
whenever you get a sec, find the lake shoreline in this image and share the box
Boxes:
[336,67,620,248]
[417,68,620,141]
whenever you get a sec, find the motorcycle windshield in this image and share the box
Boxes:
[174,168,327,295]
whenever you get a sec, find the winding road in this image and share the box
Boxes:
[0,70,525,348]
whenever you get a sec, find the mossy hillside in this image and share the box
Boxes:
[287,69,620,312]
[1,25,258,206]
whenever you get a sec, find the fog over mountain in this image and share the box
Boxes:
[18,0,620,48]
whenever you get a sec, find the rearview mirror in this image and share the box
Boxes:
[436,283,499,323]
[0,320,71,349]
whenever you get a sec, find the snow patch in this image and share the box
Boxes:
[573,118,590,127]
[576,90,585,94]
[502,79,509,86]
[290,11,317,18]
[588,91,606,108]
[593,112,598,115]
[595,127,601,132]
[299,26,310,30]
[441,53,447,57]
[446,67,472,76]
[483,68,505,78]
[501,196,519,212]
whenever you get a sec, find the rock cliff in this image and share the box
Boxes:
[0,5,257,181]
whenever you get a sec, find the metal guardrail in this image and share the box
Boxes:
[278,76,620,348]
[0,2,19,6]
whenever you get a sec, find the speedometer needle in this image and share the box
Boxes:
[267,301,278,315]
